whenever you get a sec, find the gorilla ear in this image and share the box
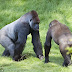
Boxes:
[49,23,52,27]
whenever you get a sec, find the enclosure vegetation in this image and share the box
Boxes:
[0,0,72,72]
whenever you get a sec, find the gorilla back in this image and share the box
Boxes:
[44,20,72,67]
[0,10,43,61]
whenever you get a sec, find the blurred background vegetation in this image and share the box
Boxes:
[0,0,72,72]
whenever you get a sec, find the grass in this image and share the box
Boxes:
[0,0,72,72]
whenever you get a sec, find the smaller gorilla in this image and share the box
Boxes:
[0,10,43,61]
[44,20,72,67]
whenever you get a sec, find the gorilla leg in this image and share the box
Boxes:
[44,44,51,63]
[0,36,15,59]
[59,43,71,67]
[2,49,10,56]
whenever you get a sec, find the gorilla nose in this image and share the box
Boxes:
[35,24,39,31]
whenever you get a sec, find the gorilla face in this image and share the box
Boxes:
[29,16,40,31]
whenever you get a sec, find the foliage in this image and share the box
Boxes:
[66,39,72,54]
[0,0,72,72]
[66,47,72,54]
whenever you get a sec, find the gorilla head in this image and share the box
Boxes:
[29,10,40,31]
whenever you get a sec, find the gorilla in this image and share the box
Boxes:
[44,20,72,67]
[0,10,43,61]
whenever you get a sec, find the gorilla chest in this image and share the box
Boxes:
[7,27,17,41]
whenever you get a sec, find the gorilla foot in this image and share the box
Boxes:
[45,57,50,63]
[19,55,26,61]
[13,55,26,61]
[62,61,72,67]
[2,53,10,57]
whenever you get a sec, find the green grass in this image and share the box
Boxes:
[0,0,72,72]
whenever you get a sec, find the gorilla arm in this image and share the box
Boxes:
[44,28,52,63]
[31,30,44,60]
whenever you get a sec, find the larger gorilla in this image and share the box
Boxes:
[44,20,72,67]
[0,10,43,61]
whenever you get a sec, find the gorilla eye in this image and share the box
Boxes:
[30,19,32,22]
